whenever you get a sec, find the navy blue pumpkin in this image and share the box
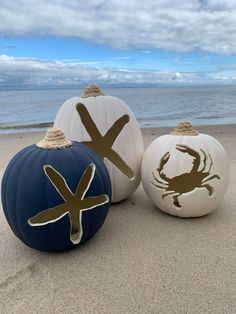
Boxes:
[1,128,111,252]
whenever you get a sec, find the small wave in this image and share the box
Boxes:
[137,115,184,121]
[0,122,53,130]
[196,114,232,119]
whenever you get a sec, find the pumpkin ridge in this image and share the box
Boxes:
[10,147,36,241]
[1,145,33,228]
[44,148,59,250]
[15,147,42,246]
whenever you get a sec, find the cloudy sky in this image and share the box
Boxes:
[0,0,236,87]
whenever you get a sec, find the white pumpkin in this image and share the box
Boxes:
[54,85,144,203]
[141,121,229,217]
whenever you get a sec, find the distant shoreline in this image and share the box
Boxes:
[0,122,235,136]
[0,84,236,92]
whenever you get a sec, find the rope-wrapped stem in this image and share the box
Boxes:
[81,84,105,98]
[171,121,199,136]
[36,127,72,149]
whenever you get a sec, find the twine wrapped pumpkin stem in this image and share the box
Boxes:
[81,84,105,98]
[171,121,199,136]
[36,127,72,149]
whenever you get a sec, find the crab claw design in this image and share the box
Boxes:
[175,144,198,157]
[158,152,170,172]
[176,144,200,171]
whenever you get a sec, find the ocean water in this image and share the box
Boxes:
[0,86,236,133]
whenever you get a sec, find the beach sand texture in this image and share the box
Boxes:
[0,125,236,314]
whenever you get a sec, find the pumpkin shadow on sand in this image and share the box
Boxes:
[149,203,216,222]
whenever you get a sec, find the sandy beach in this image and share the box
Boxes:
[0,124,236,314]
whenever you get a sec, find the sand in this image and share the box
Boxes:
[0,124,236,314]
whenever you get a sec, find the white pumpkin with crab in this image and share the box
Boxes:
[141,121,229,217]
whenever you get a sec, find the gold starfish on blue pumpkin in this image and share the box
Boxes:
[76,103,135,179]
[28,163,109,244]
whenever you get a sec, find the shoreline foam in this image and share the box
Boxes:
[0,121,236,135]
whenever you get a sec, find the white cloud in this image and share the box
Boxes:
[0,54,234,86]
[0,1,236,54]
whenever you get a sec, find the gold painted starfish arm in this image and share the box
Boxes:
[76,103,102,141]
[69,210,81,244]
[103,114,130,146]
[75,164,95,199]
[81,195,109,210]
[107,148,134,179]
[44,165,74,201]
[28,203,68,226]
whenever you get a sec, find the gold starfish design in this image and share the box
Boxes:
[28,163,109,244]
[76,103,135,179]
